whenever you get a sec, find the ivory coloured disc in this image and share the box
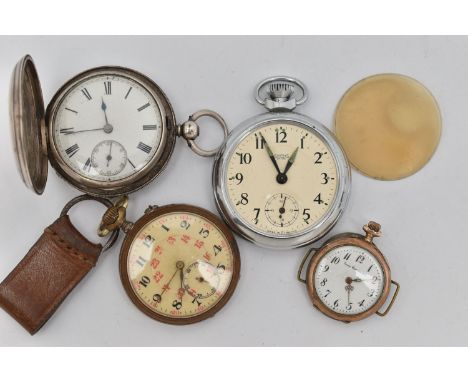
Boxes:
[334,73,441,180]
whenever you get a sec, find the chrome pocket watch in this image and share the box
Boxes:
[10,55,227,196]
[213,76,351,249]
[297,221,399,322]
[98,197,240,324]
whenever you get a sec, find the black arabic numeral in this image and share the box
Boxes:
[216,264,226,274]
[139,276,150,288]
[303,208,311,224]
[180,220,191,230]
[314,193,324,205]
[213,245,222,256]
[236,152,252,164]
[237,193,248,205]
[104,81,111,95]
[199,228,210,238]
[314,152,324,164]
[255,133,265,149]
[275,129,287,143]
[143,235,155,248]
[230,172,243,185]
[321,173,329,184]
[191,294,202,307]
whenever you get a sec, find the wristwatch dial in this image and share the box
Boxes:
[124,209,237,322]
[314,245,385,315]
[226,122,338,236]
[51,73,163,182]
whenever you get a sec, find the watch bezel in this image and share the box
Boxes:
[45,66,177,197]
[306,233,392,322]
[119,204,241,325]
[213,112,351,249]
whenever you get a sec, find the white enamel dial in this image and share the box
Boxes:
[51,73,163,182]
[314,245,385,315]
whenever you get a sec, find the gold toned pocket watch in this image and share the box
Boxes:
[10,55,226,196]
[213,76,351,249]
[99,197,240,324]
[297,221,399,322]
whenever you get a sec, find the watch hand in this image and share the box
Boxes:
[160,261,185,298]
[101,98,109,125]
[106,141,113,167]
[179,264,185,300]
[279,195,287,217]
[282,147,299,176]
[259,132,282,176]
[62,128,107,135]
[345,282,354,305]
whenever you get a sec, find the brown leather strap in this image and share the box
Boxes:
[0,215,103,334]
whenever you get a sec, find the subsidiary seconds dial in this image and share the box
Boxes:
[226,123,338,236]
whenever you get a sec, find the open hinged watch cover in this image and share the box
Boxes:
[9,54,48,194]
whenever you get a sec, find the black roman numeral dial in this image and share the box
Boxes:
[52,72,164,183]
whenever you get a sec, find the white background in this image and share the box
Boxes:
[0,36,464,346]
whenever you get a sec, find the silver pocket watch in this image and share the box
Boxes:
[10,55,227,197]
[213,76,351,249]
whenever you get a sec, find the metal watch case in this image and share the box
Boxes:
[212,77,351,249]
[297,221,400,322]
[10,55,177,197]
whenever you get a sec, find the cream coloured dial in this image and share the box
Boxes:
[226,122,338,236]
[126,212,234,319]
